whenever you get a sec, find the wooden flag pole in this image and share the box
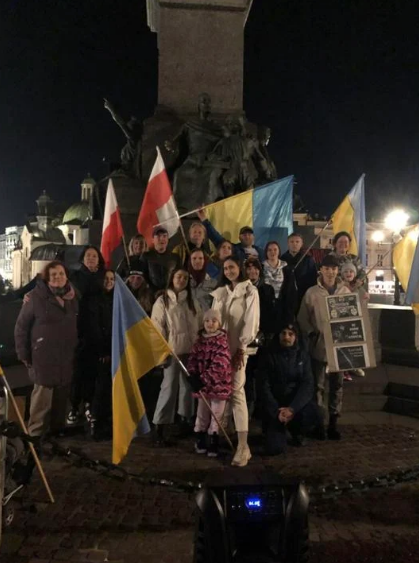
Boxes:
[121,235,131,272]
[0,369,55,504]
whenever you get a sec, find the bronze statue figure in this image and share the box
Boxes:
[165,93,225,212]
[104,98,142,179]
[254,125,278,184]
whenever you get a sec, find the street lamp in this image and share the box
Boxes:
[385,209,409,306]
[372,230,385,243]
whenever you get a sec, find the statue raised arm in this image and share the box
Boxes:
[104,98,142,179]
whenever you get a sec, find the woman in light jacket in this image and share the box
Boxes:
[211,256,260,467]
[151,267,203,445]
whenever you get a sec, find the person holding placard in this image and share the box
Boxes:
[297,255,351,440]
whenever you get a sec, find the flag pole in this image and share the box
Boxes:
[176,211,191,257]
[0,368,55,504]
[168,351,235,452]
[294,219,332,270]
[121,234,131,272]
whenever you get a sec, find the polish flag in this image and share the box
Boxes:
[137,147,180,247]
[101,179,124,268]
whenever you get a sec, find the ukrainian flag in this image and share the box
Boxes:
[205,176,293,251]
[393,224,419,315]
[332,174,366,264]
[112,274,171,464]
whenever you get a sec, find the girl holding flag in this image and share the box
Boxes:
[151,267,203,445]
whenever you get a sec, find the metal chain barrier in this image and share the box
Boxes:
[46,439,419,502]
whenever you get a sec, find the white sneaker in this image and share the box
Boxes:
[231,444,252,467]
[350,368,365,377]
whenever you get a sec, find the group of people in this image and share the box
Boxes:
[13,211,368,467]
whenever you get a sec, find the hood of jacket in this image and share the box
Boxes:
[211,279,253,300]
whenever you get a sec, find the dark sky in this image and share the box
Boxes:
[1,0,419,231]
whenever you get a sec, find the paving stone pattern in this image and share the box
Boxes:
[2,424,419,562]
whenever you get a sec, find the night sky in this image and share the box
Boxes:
[1,0,419,232]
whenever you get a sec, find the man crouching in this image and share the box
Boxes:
[258,322,324,455]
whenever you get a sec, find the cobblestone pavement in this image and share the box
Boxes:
[2,423,419,562]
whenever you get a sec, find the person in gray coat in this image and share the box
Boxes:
[14,261,78,438]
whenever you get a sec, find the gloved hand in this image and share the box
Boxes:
[187,373,205,393]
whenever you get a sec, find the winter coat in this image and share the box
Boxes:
[190,274,217,311]
[187,329,232,400]
[297,277,350,361]
[202,219,264,263]
[258,338,314,419]
[256,281,277,334]
[139,250,182,294]
[261,263,298,327]
[211,280,260,354]
[14,280,78,387]
[84,290,114,357]
[70,265,105,339]
[281,250,318,305]
[151,289,203,355]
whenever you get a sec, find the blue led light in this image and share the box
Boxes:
[245,497,262,509]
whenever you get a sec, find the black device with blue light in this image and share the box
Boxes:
[193,470,309,562]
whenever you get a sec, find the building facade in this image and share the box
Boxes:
[0,226,24,283]
[293,214,395,296]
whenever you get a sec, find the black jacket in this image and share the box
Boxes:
[257,338,314,419]
[83,290,114,357]
[70,265,105,338]
[255,281,277,334]
[281,251,318,305]
[139,250,181,294]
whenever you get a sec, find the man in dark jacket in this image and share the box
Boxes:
[197,209,264,262]
[258,323,324,455]
[281,233,318,308]
[139,226,181,295]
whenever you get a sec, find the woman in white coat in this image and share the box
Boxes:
[211,257,260,466]
[152,267,203,445]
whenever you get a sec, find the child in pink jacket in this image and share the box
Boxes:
[187,309,232,458]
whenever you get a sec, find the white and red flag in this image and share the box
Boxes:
[101,179,124,268]
[137,147,180,247]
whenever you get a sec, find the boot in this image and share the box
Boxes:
[152,424,172,447]
[327,414,341,440]
[194,432,207,454]
[207,433,219,458]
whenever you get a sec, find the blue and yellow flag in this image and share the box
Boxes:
[112,274,171,464]
[393,224,419,315]
[332,174,366,265]
[204,176,293,252]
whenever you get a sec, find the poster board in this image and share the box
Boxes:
[323,293,376,372]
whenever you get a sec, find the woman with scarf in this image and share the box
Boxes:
[188,248,217,311]
[14,261,78,438]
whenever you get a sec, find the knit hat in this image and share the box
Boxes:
[340,262,357,275]
[279,321,298,335]
[203,309,222,323]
